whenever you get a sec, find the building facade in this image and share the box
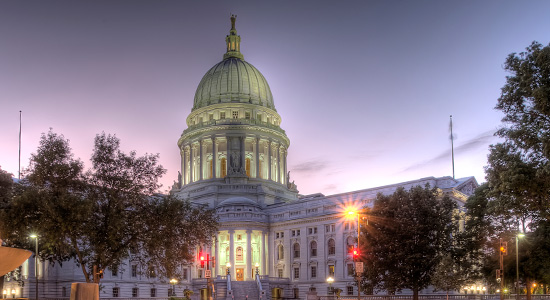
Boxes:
[2,16,478,300]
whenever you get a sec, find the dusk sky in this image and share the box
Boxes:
[1,1,549,196]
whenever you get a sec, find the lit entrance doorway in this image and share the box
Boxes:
[272,288,283,300]
[236,268,244,281]
[199,288,211,300]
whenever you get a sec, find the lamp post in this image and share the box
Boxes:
[3,289,7,299]
[30,234,38,300]
[327,277,334,296]
[11,289,15,299]
[255,262,259,276]
[516,233,525,300]
[226,262,231,275]
[170,278,178,296]
[347,209,365,300]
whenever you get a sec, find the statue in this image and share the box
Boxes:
[177,171,182,187]
[230,14,237,30]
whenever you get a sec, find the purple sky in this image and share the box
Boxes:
[1,1,549,195]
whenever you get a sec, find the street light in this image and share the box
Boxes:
[30,234,38,300]
[226,262,231,275]
[516,233,525,300]
[346,209,364,300]
[327,277,334,295]
[255,262,259,275]
[3,289,7,299]
[10,289,15,299]
[170,278,178,296]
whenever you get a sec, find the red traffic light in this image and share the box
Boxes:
[200,256,205,261]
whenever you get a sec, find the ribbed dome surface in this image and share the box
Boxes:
[193,58,275,111]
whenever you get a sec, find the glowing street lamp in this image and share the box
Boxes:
[30,234,39,300]
[169,279,178,296]
[226,262,231,275]
[327,277,334,295]
[516,233,525,300]
[3,289,7,299]
[255,262,259,275]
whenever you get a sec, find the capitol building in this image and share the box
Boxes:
[3,16,478,300]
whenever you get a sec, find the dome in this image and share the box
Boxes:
[192,15,275,111]
[192,58,275,111]
[217,197,260,208]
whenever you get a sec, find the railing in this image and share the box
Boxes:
[182,118,287,136]
[227,273,232,294]
[329,295,550,300]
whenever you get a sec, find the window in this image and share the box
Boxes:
[277,244,284,260]
[209,114,214,121]
[237,234,242,241]
[221,158,227,177]
[131,265,138,277]
[294,267,299,279]
[112,287,119,298]
[347,236,355,253]
[311,266,317,278]
[329,265,335,276]
[148,266,156,278]
[328,239,336,255]
[345,223,349,230]
[310,241,317,257]
[220,112,226,119]
[347,286,354,295]
[111,265,118,277]
[347,263,354,276]
[293,243,300,258]
[278,269,283,278]
[183,268,188,281]
[132,287,139,298]
[236,246,243,261]
[325,225,330,233]
[245,112,251,119]
[232,111,238,119]
[308,227,317,235]
[62,287,67,297]
[331,224,336,232]
[294,288,299,299]
[150,288,156,297]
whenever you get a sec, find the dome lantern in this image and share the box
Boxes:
[224,15,244,60]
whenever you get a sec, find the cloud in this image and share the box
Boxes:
[401,130,497,172]
[290,160,328,174]
[323,184,338,191]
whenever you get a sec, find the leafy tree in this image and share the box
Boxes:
[480,41,550,300]
[362,185,457,300]
[431,254,462,300]
[0,166,14,206]
[0,130,219,284]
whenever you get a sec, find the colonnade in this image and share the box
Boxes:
[212,229,268,280]
[180,135,287,186]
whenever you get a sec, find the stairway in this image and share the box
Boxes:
[230,281,260,300]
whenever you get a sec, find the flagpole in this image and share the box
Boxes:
[19,110,22,180]
[450,115,455,179]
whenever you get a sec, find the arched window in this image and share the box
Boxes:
[328,239,335,255]
[293,243,300,259]
[310,241,317,257]
[236,246,243,261]
[347,236,355,254]
[246,158,251,177]
[277,244,284,260]
[221,158,227,177]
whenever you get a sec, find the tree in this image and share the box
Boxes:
[0,130,219,283]
[482,41,550,299]
[0,166,14,206]
[431,254,462,300]
[362,185,457,300]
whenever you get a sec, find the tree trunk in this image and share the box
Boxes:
[526,278,532,300]
[413,288,419,300]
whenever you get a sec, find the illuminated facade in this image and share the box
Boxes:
[2,16,478,300]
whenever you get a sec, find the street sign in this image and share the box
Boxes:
[355,262,364,274]
[205,270,211,278]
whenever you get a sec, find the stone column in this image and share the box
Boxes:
[267,140,272,181]
[246,229,252,279]
[276,145,281,183]
[281,148,286,185]
[229,230,235,277]
[240,136,246,174]
[199,139,204,180]
[255,137,260,178]
[189,144,194,183]
[212,137,217,179]
[260,231,266,275]
[214,233,219,277]
[181,148,186,185]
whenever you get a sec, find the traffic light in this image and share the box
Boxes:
[200,255,205,268]
[352,247,359,259]
[496,269,501,280]
[98,269,104,279]
[499,241,508,255]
